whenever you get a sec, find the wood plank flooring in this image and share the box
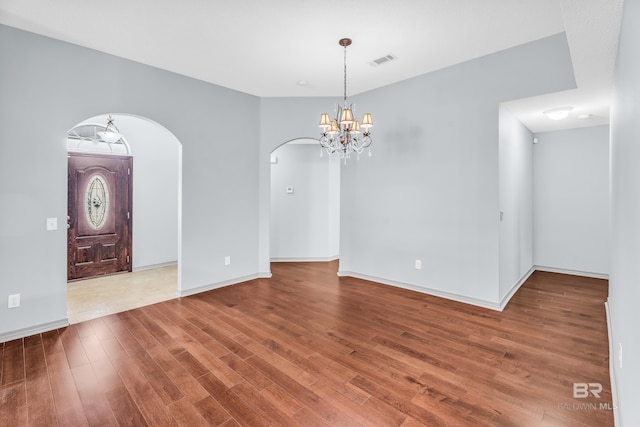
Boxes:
[1,262,613,426]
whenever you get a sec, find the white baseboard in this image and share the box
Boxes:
[178,273,261,298]
[337,270,502,311]
[338,265,605,313]
[133,260,177,272]
[1,265,607,344]
[534,265,609,280]
[0,318,69,344]
[499,267,535,310]
[271,256,339,262]
[604,300,621,426]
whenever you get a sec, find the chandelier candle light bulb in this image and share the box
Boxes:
[319,38,373,161]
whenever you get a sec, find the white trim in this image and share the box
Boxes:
[0,319,69,344]
[605,300,621,426]
[178,274,261,298]
[499,266,535,310]
[271,256,339,263]
[337,266,603,312]
[177,143,183,295]
[133,260,177,272]
[259,272,272,278]
[337,271,502,311]
[533,265,609,280]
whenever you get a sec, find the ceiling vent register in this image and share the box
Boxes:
[371,54,397,66]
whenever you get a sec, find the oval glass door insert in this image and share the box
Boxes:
[85,174,109,229]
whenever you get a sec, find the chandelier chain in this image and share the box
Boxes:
[343,44,347,102]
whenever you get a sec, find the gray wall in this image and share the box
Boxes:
[328,150,340,257]
[533,125,610,276]
[498,107,533,302]
[0,25,260,338]
[610,0,640,423]
[336,33,576,308]
[270,143,340,260]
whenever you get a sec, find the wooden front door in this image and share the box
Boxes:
[68,152,132,281]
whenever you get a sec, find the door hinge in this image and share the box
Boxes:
[127,256,130,263]
[128,168,130,175]
[127,212,130,220]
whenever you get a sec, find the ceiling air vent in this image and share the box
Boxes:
[370,54,397,67]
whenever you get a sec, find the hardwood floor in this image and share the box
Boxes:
[1,262,613,426]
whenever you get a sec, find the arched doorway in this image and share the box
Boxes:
[270,138,340,263]
[66,113,182,323]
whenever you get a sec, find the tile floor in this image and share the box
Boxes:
[67,264,178,324]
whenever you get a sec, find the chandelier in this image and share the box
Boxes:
[319,38,373,160]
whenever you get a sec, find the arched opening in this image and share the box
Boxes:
[66,113,182,323]
[269,138,340,265]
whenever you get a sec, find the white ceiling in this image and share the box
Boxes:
[0,0,623,133]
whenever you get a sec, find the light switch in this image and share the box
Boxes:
[46,217,58,231]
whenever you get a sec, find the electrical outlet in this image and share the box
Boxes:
[415,260,422,270]
[8,294,20,308]
[224,256,231,266]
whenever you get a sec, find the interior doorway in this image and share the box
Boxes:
[270,138,340,263]
[66,114,182,323]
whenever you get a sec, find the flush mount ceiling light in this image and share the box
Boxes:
[318,38,373,162]
[97,114,124,143]
[543,107,573,121]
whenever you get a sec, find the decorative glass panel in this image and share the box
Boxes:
[85,175,109,229]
